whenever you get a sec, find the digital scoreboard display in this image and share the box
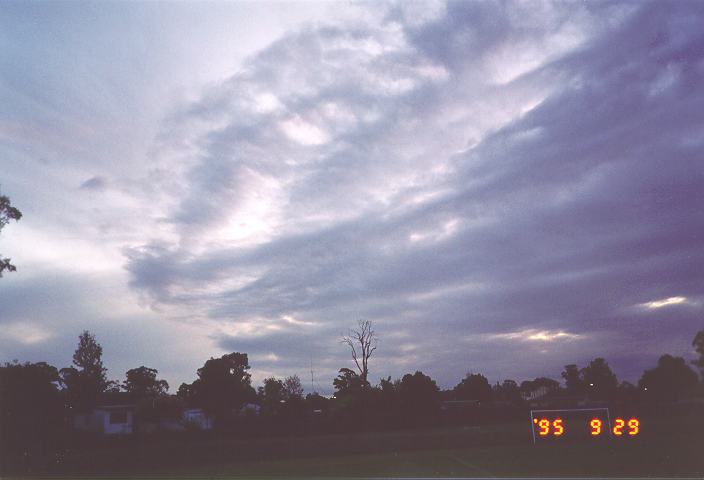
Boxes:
[530,408,640,443]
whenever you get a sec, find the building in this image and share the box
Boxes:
[522,385,551,402]
[72,404,135,435]
[182,408,214,430]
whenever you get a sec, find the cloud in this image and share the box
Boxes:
[486,329,581,343]
[79,175,108,191]
[1,323,53,345]
[639,296,688,309]
[3,1,703,393]
[117,1,704,391]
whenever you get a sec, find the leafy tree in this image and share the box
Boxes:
[502,379,519,390]
[183,352,254,419]
[397,371,440,420]
[258,377,285,415]
[283,374,304,400]
[693,330,704,380]
[332,368,393,431]
[122,366,169,397]
[331,367,376,428]
[137,394,184,425]
[0,193,22,276]
[639,354,698,402]
[280,375,306,421]
[561,364,583,393]
[0,361,64,459]
[58,367,85,409]
[176,382,198,406]
[333,367,368,396]
[580,358,618,400]
[493,379,522,404]
[379,376,400,396]
[371,376,402,426]
[72,330,109,385]
[305,391,330,412]
[532,377,560,390]
[519,377,560,401]
[453,373,492,403]
[59,331,111,411]
[616,380,638,404]
[123,367,176,431]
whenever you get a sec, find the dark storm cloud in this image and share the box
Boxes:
[124,1,704,390]
[79,175,108,191]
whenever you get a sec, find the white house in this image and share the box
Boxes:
[182,408,214,430]
[72,404,135,435]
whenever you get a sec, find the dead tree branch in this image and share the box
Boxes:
[341,320,377,383]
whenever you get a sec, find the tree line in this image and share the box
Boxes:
[1,322,703,473]
[3,325,704,430]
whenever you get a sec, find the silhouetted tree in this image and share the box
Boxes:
[693,330,704,380]
[0,193,22,276]
[639,354,698,402]
[139,394,184,425]
[379,376,399,393]
[183,352,254,421]
[0,361,64,464]
[519,377,559,400]
[532,377,560,390]
[502,379,519,390]
[453,373,492,403]
[281,375,306,422]
[580,358,618,400]
[283,374,304,399]
[493,379,522,404]
[122,366,169,397]
[333,367,368,395]
[397,371,440,422]
[561,364,583,393]
[176,382,198,407]
[59,331,111,411]
[518,380,532,393]
[379,376,400,398]
[120,366,170,433]
[365,376,402,427]
[341,320,377,383]
[305,392,330,412]
[258,377,285,416]
[616,380,638,404]
[331,367,375,428]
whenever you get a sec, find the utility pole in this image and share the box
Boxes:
[310,356,315,394]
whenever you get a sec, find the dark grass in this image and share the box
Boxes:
[160,423,704,478]
[6,413,703,478]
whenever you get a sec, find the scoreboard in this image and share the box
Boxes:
[530,408,640,443]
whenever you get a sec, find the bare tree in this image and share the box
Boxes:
[341,320,377,383]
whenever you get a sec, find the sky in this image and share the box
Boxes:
[1,0,703,395]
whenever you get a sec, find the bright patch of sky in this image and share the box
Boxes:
[641,296,688,309]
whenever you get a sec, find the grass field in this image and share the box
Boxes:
[163,426,704,478]
[181,439,704,478]
[8,414,704,478]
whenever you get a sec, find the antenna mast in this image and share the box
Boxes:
[310,356,315,394]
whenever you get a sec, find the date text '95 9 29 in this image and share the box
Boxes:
[530,408,640,443]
